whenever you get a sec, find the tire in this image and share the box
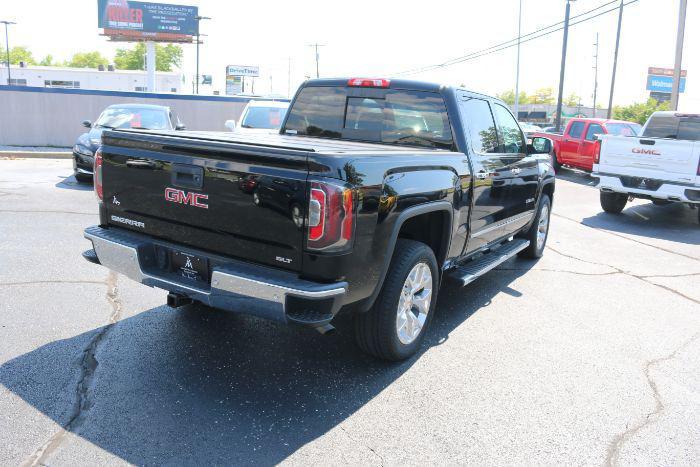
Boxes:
[75,172,92,183]
[551,151,562,171]
[600,191,627,214]
[354,239,439,361]
[518,194,552,259]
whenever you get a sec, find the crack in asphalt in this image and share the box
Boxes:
[546,246,700,305]
[0,209,95,216]
[553,212,700,263]
[497,267,620,276]
[605,332,700,467]
[339,426,385,466]
[21,271,121,467]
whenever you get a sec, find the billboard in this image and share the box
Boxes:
[646,75,686,93]
[648,67,687,77]
[98,0,198,42]
[226,65,260,78]
[226,76,243,95]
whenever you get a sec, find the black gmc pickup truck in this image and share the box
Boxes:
[83,78,555,360]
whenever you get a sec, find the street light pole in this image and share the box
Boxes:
[514,0,523,121]
[1,20,16,85]
[194,15,210,94]
[307,43,325,78]
[670,0,687,111]
[554,0,573,132]
[592,33,599,118]
[607,0,624,118]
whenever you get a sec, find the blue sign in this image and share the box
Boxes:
[98,0,198,38]
[646,74,686,93]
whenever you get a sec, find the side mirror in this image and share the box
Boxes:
[529,136,552,155]
[175,123,186,130]
[82,120,92,128]
[225,119,237,131]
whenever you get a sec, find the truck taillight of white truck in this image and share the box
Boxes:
[593,111,700,223]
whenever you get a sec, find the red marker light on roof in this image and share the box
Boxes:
[347,78,390,88]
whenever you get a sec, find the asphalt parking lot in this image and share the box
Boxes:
[1,158,698,465]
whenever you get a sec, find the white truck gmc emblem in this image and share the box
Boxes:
[164,187,209,209]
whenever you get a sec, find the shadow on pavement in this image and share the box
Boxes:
[0,262,534,464]
[555,168,599,187]
[55,175,93,191]
[582,202,699,246]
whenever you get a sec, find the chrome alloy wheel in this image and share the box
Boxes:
[537,203,550,251]
[396,262,433,345]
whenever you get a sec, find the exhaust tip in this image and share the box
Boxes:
[315,323,336,336]
[167,292,193,308]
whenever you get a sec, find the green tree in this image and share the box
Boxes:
[563,93,581,106]
[496,90,529,106]
[530,87,556,104]
[0,46,36,65]
[38,54,55,66]
[114,43,182,72]
[65,51,109,68]
[612,98,670,125]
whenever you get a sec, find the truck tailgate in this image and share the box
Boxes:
[599,136,699,183]
[99,131,310,271]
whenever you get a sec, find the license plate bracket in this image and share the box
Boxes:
[170,250,209,283]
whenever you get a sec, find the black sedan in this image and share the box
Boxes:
[73,104,185,182]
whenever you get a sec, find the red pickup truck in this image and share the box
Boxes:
[532,118,641,171]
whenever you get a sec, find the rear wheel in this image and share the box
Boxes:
[75,172,92,183]
[354,239,438,361]
[600,191,627,214]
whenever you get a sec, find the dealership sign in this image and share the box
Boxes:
[226,65,260,78]
[646,75,686,93]
[97,0,198,42]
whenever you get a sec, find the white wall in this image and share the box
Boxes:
[0,66,182,93]
[0,86,287,146]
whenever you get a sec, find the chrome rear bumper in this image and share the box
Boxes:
[83,226,347,326]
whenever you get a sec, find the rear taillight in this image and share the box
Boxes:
[94,148,103,200]
[307,182,354,251]
[593,140,602,164]
[347,78,390,88]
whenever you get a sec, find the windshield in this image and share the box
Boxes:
[241,106,288,129]
[283,86,454,149]
[606,122,641,136]
[95,107,170,130]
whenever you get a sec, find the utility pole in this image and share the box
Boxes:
[307,43,325,78]
[514,0,523,121]
[607,0,624,118]
[1,20,16,85]
[554,0,574,132]
[287,57,292,98]
[194,15,211,94]
[670,0,687,111]
[592,33,599,118]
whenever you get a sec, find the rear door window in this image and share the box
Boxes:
[460,97,498,154]
[283,86,454,149]
[568,121,585,139]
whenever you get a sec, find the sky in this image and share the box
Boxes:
[2,0,698,111]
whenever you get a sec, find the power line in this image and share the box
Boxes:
[391,0,637,77]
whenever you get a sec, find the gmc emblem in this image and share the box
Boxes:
[164,187,209,209]
[632,148,661,155]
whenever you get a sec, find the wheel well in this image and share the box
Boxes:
[397,211,449,266]
[542,182,554,204]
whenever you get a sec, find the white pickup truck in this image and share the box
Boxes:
[593,111,700,223]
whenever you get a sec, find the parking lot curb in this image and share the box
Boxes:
[0,151,72,159]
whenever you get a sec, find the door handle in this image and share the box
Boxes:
[126,159,157,169]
